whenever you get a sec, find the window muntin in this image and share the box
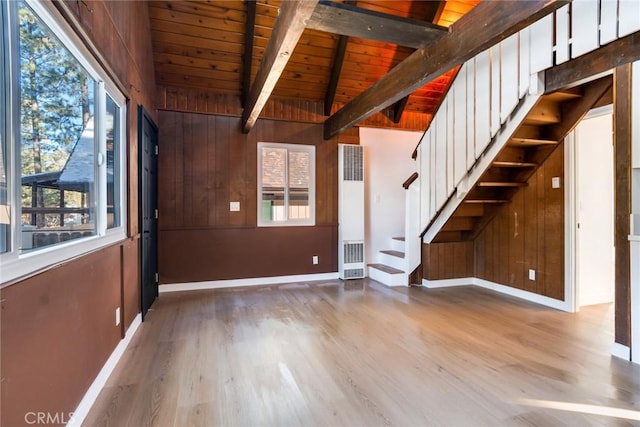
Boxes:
[0,2,8,254]
[0,0,127,283]
[258,142,315,226]
[106,94,120,229]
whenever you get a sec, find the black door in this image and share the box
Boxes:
[139,106,158,320]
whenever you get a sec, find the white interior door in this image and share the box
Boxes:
[575,108,615,307]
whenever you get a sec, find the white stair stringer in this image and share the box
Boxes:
[422,91,542,244]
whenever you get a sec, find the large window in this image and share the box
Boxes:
[0,0,127,283]
[258,142,315,226]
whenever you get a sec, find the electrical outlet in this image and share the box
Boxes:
[552,177,561,188]
[312,255,319,265]
[230,201,240,212]
[528,269,536,281]
[115,307,121,326]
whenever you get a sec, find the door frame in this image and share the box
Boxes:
[138,106,159,320]
[565,104,614,313]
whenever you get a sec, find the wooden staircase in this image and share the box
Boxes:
[431,76,613,243]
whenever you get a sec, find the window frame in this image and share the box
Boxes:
[257,142,315,227]
[0,0,128,285]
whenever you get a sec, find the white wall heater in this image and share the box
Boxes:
[338,144,365,279]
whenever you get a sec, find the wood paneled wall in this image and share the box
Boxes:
[421,144,565,301]
[475,143,565,300]
[423,241,474,280]
[156,85,432,132]
[614,64,632,346]
[157,111,355,283]
[2,2,155,425]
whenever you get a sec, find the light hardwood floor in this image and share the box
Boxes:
[84,280,640,426]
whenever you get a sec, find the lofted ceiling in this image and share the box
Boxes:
[148,0,481,131]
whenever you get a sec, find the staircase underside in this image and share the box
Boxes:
[431,76,613,243]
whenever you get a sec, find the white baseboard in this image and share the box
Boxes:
[421,277,568,311]
[160,272,340,293]
[69,313,142,426]
[611,342,631,361]
[422,277,473,288]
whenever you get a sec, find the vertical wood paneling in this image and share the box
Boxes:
[556,4,571,64]
[229,117,247,227]
[543,149,564,300]
[500,34,519,123]
[453,74,467,187]
[446,95,455,195]
[158,111,177,228]
[571,0,599,58]
[207,115,218,226]
[192,115,210,226]
[430,131,436,219]
[183,114,195,225]
[215,116,231,226]
[530,14,553,73]
[519,27,531,98]
[473,144,565,300]
[423,242,474,280]
[619,0,640,37]
[490,46,501,136]
[510,190,525,290]
[466,62,476,169]
[600,0,619,45]
[475,50,491,158]
[436,111,447,207]
[614,64,632,346]
[175,113,185,227]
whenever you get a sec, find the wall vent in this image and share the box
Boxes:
[338,144,365,280]
[342,144,364,182]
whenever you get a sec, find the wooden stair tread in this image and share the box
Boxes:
[463,199,508,204]
[509,137,557,146]
[492,161,538,168]
[477,181,527,187]
[368,263,404,274]
[380,250,405,258]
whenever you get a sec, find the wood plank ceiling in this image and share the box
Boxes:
[148,0,480,132]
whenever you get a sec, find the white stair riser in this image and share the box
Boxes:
[390,239,405,252]
[368,267,407,287]
[378,252,406,270]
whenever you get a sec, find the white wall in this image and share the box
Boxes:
[360,127,421,264]
[574,109,615,306]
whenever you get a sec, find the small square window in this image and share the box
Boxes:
[258,142,315,227]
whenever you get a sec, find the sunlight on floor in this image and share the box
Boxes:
[516,398,640,421]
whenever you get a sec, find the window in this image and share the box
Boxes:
[258,142,315,226]
[0,0,127,283]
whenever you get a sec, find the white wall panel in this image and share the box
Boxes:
[453,70,467,187]
[419,138,430,230]
[530,14,553,73]
[475,50,491,157]
[429,130,436,220]
[556,5,570,64]
[435,111,447,209]
[490,46,501,136]
[572,0,599,58]
[519,28,531,98]
[466,60,476,169]
[446,95,455,196]
[500,35,519,123]
[619,0,640,37]
[600,0,619,45]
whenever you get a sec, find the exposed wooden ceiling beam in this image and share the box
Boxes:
[324,34,349,116]
[242,0,319,133]
[545,31,640,93]
[392,96,409,123]
[324,0,569,140]
[242,0,257,107]
[389,1,445,124]
[307,1,447,49]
